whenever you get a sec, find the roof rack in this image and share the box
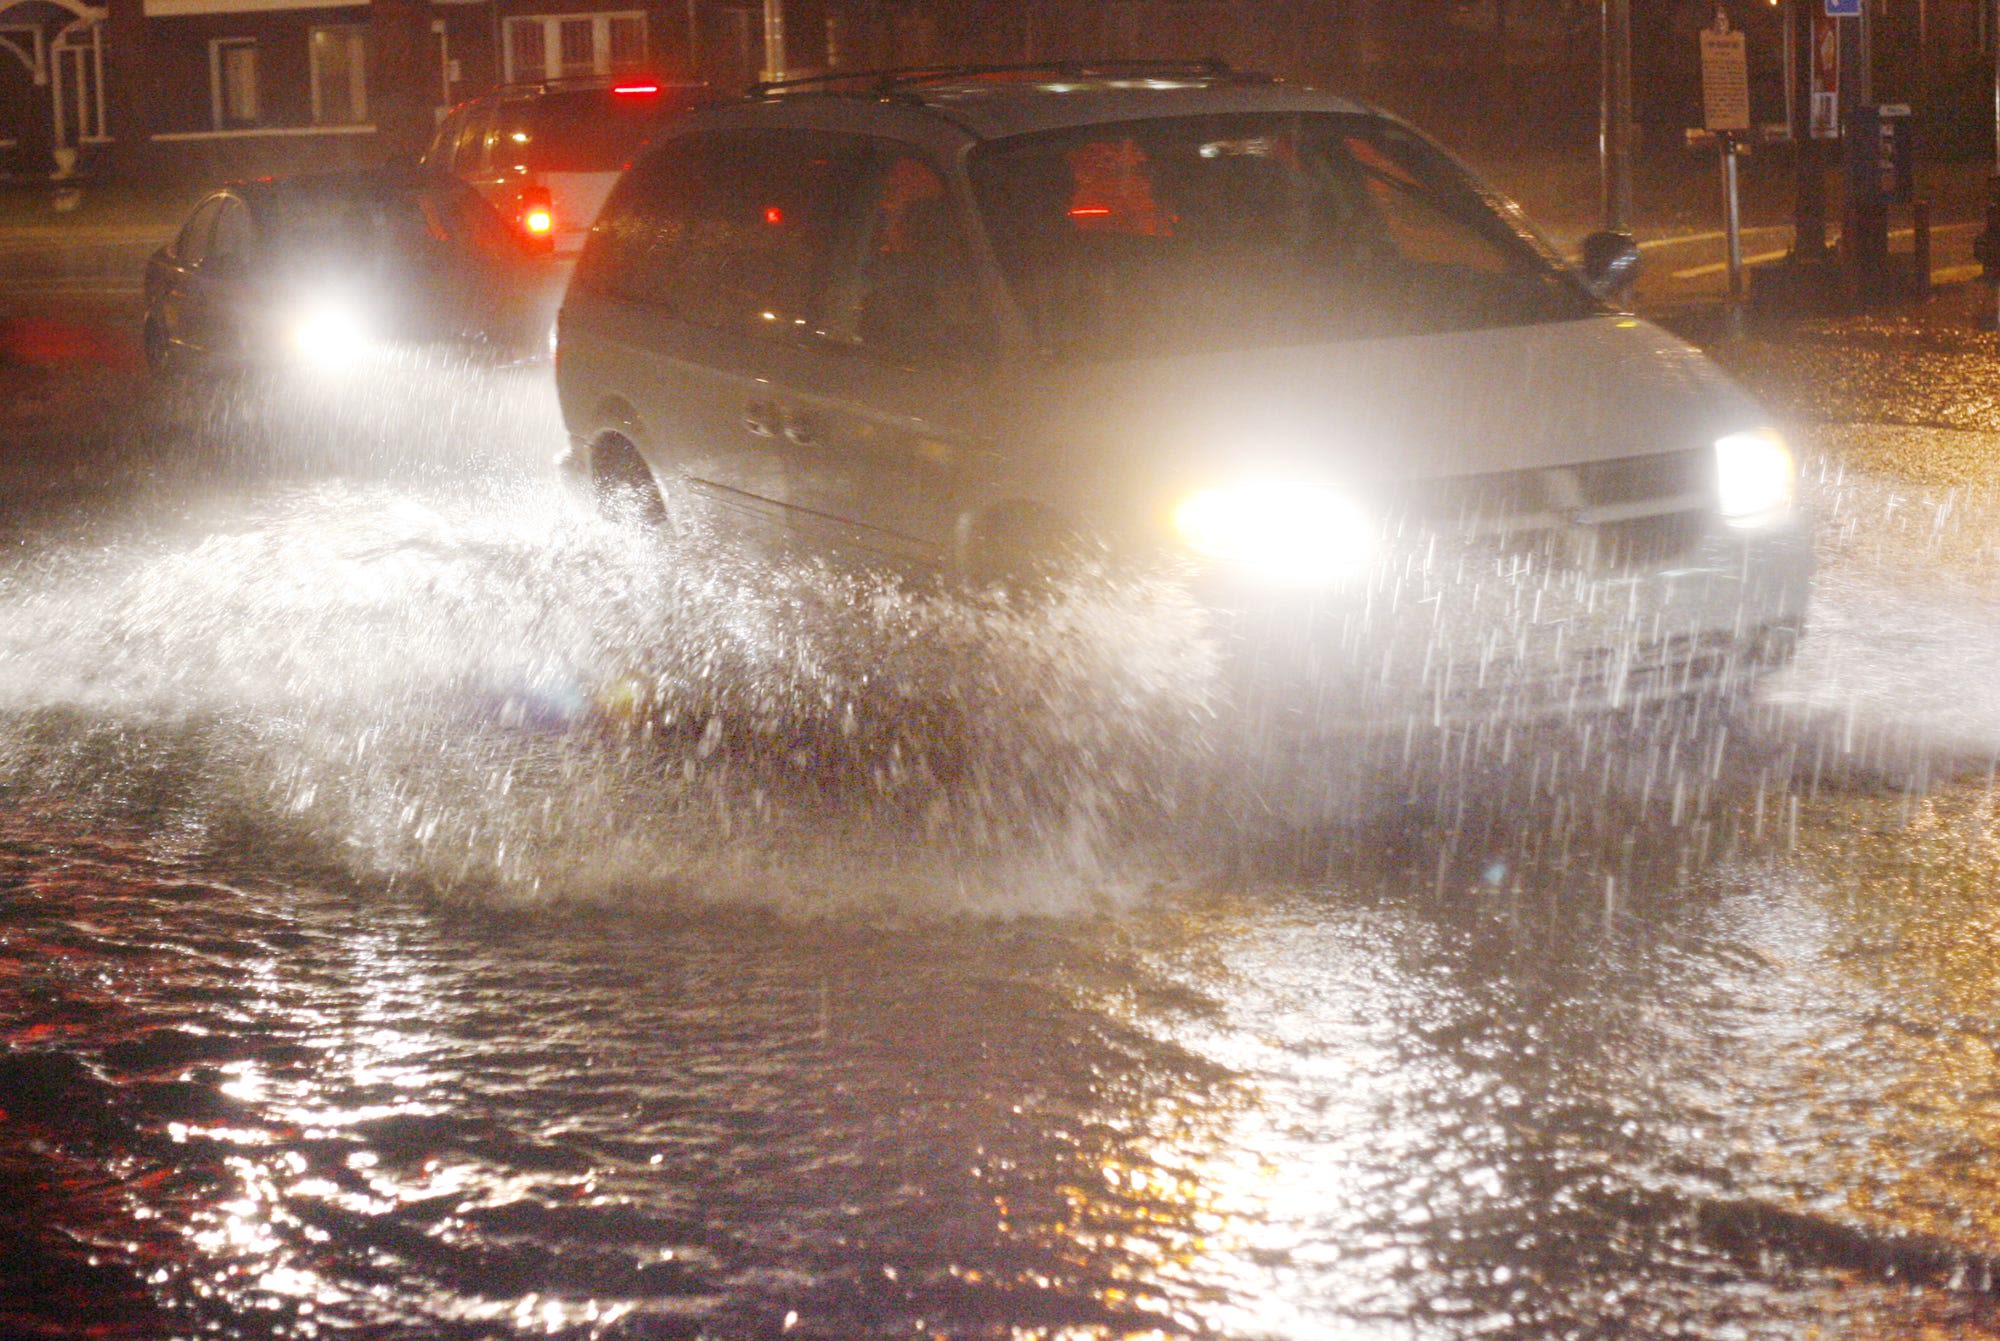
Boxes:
[746,57,1252,101]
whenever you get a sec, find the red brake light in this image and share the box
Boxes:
[763,206,784,226]
[517,185,556,252]
[612,82,660,96]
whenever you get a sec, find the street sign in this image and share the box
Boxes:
[1700,19,1750,133]
[1810,8,1840,138]
[1698,14,1750,302]
[1825,0,1860,15]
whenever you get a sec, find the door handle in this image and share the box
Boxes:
[743,399,779,437]
[782,408,821,449]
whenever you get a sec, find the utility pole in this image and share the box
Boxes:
[762,0,788,82]
[100,0,149,179]
[370,0,434,158]
[1980,0,2000,280]
[1600,0,1633,233]
[1789,0,1829,261]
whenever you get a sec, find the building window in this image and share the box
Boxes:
[310,26,369,126]
[210,37,259,128]
[502,13,646,83]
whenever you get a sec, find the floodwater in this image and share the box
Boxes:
[5,338,2000,1340]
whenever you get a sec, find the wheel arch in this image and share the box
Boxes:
[951,497,1098,592]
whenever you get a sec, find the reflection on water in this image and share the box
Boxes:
[9,799,2000,1338]
[4,369,2000,1336]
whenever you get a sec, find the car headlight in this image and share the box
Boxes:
[1715,427,1796,527]
[290,299,370,367]
[1170,481,1376,581]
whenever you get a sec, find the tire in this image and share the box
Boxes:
[590,435,668,528]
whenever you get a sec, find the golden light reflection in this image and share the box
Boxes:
[1729,783,2000,1254]
[1019,906,1425,1338]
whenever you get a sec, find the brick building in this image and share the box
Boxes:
[0,0,1990,186]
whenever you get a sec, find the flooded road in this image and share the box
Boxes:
[6,251,2000,1338]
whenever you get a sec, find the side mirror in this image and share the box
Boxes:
[1580,229,1640,301]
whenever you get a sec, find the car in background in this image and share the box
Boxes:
[554,61,1812,727]
[424,77,707,256]
[142,164,562,372]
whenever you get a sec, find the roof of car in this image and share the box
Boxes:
[465,76,707,105]
[738,60,1372,143]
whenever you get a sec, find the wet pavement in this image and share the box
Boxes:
[4,224,2000,1339]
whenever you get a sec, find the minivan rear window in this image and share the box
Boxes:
[493,88,693,173]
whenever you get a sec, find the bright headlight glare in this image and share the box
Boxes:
[291,301,369,367]
[1715,427,1795,526]
[1171,482,1375,580]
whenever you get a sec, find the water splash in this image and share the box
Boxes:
[4,372,1997,918]
[0,444,1226,914]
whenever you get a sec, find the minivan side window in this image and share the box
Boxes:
[579,127,868,336]
[828,150,988,361]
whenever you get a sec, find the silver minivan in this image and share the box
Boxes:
[554,62,1810,726]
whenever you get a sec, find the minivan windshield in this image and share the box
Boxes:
[967,112,1597,358]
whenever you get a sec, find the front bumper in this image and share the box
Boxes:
[1198,513,1813,732]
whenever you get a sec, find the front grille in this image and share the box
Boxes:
[1386,447,1716,575]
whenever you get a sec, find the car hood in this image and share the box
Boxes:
[1014,314,1765,498]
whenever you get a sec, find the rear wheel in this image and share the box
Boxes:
[589,434,668,528]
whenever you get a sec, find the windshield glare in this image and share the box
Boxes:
[967,113,1597,358]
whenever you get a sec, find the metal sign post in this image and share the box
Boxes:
[1601,0,1633,233]
[1701,10,1751,302]
[1981,0,2000,304]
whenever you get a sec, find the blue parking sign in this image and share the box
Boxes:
[1825,0,1860,14]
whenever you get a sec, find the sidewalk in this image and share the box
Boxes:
[0,178,204,239]
[7,142,1996,246]
[1474,143,1996,250]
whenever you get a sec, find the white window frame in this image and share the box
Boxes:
[308,24,369,126]
[209,36,259,130]
[501,11,645,83]
[51,21,107,148]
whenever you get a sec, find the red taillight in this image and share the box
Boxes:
[518,186,556,252]
[612,82,660,96]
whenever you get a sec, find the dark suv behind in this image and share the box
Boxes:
[425,78,705,255]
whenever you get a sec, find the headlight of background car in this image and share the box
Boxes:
[1714,427,1796,527]
[289,295,371,368]
[1170,481,1376,581]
